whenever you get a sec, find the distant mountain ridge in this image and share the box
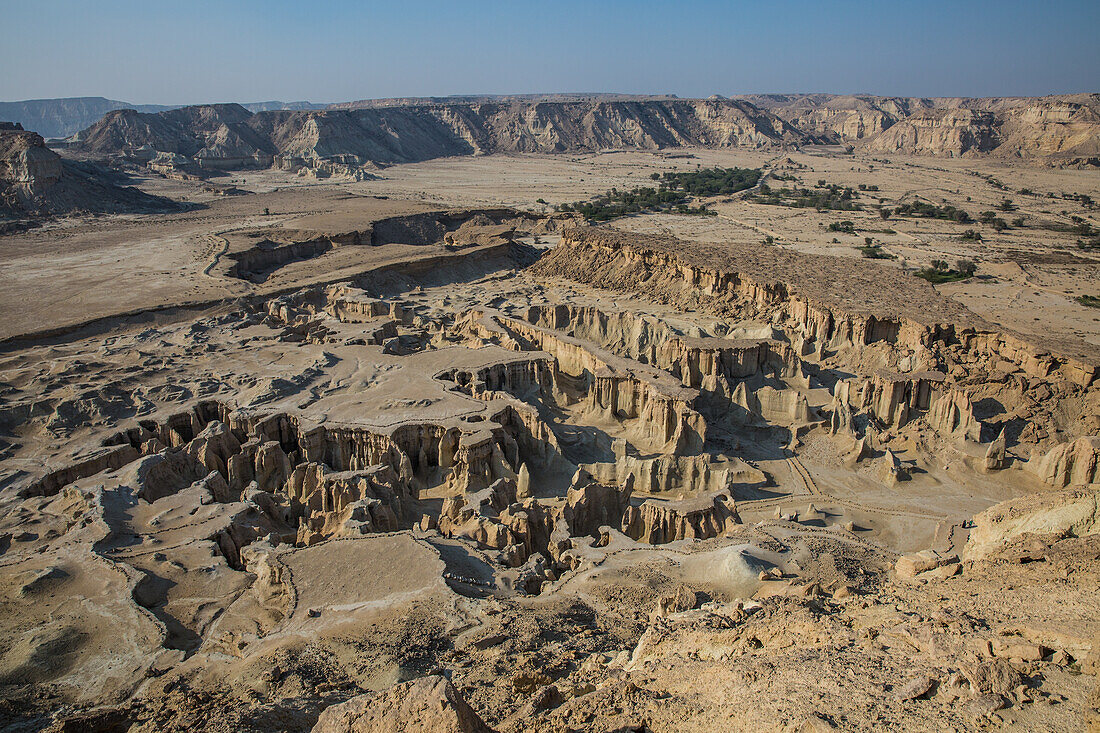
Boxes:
[0,97,175,139]
[65,99,820,171]
[0,97,327,139]
[8,93,1095,170]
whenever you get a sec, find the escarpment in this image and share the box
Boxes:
[57,94,1100,175]
[68,99,815,175]
[532,228,1098,389]
[526,227,1098,485]
[0,122,176,217]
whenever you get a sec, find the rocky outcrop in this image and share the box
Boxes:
[289,464,407,545]
[863,109,1000,158]
[1,123,176,218]
[487,313,707,455]
[530,228,1098,391]
[1027,437,1100,488]
[522,303,798,387]
[927,388,982,443]
[311,675,492,733]
[965,487,1100,560]
[983,429,1008,472]
[895,549,959,579]
[437,478,554,567]
[0,124,61,186]
[583,447,765,495]
[620,490,739,544]
[562,475,632,538]
[862,371,944,429]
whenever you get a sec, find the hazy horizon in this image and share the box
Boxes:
[2,0,1098,106]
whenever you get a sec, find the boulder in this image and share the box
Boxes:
[894,550,959,579]
[311,675,492,733]
[965,487,1100,560]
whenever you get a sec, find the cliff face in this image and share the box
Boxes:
[62,94,1100,169]
[749,93,1100,164]
[67,99,817,169]
[530,227,1099,387]
[863,109,1001,157]
[0,123,177,218]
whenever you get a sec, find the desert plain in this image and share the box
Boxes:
[0,95,1099,732]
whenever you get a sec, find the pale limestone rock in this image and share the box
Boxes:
[1026,436,1100,488]
[965,486,1100,559]
[311,675,491,733]
[895,550,959,578]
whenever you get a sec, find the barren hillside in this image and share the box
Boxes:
[0,122,177,221]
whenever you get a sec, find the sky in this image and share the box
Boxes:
[1,0,1098,105]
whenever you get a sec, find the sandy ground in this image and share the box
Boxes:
[3,149,1096,348]
[0,150,1097,732]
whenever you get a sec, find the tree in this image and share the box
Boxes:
[263,207,270,216]
[930,259,948,272]
[956,259,977,277]
[879,207,892,220]
[998,198,1018,212]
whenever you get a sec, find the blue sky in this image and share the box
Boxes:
[1,0,1097,104]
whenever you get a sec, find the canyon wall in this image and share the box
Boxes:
[57,94,1100,171]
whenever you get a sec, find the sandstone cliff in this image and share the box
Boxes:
[0,123,176,219]
[62,93,1100,172]
[747,93,1100,164]
[66,99,818,171]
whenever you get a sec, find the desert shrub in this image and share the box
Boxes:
[956,259,978,277]
[893,202,971,223]
[753,182,861,211]
[858,244,896,259]
[914,259,972,284]
[661,167,761,196]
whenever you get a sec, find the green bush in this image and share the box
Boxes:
[753,182,861,211]
[858,244,896,260]
[893,201,971,223]
[554,166,760,221]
